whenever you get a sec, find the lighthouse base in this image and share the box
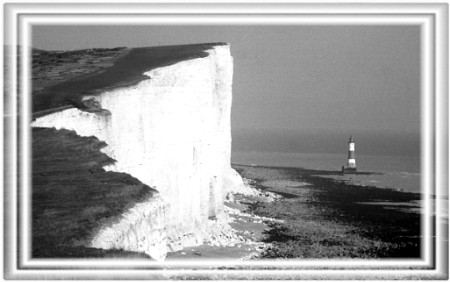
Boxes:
[341,166,357,174]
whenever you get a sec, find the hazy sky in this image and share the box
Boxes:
[33,25,421,155]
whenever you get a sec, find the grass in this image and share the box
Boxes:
[32,43,227,113]
[233,164,421,259]
[32,127,157,258]
[32,47,127,101]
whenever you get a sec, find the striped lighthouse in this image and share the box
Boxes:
[342,135,357,173]
[347,136,356,169]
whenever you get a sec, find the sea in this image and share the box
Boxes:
[231,151,422,194]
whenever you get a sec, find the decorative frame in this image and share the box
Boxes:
[3,2,448,280]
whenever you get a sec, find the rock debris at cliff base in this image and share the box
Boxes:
[166,182,282,260]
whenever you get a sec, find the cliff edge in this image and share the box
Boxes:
[31,43,245,261]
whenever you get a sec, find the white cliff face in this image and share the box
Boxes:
[32,45,246,260]
[90,194,168,261]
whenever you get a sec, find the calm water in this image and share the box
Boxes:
[231,151,422,193]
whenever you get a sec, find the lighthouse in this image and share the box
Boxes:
[347,136,356,168]
[342,135,357,173]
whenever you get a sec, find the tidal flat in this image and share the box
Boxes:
[232,164,422,259]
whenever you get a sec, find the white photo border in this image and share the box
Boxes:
[3,2,448,280]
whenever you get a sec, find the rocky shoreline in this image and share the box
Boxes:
[168,164,422,260]
[233,164,422,259]
[166,179,281,260]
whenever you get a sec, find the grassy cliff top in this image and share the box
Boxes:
[32,42,228,114]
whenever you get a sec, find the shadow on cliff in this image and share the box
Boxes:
[32,127,157,259]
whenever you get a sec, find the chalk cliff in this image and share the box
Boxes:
[32,43,246,260]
